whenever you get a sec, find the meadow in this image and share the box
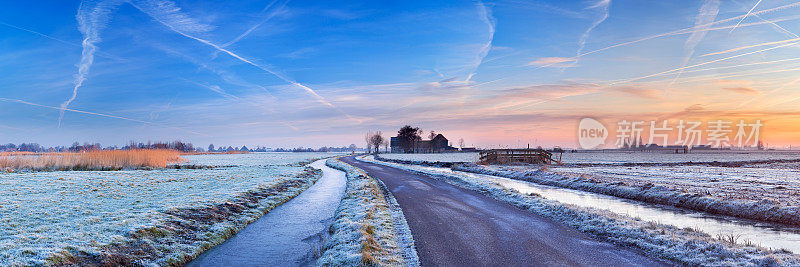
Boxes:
[0,152,337,266]
[0,149,182,171]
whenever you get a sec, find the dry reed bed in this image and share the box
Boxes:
[0,150,182,171]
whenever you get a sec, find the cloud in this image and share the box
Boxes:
[416,80,472,94]
[221,0,288,48]
[527,57,576,67]
[489,83,601,108]
[278,47,318,59]
[59,0,126,127]
[130,0,359,124]
[669,0,720,85]
[466,1,495,82]
[612,86,663,99]
[723,87,760,95]
[574,0,610,64]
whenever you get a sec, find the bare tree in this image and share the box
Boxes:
[458,138,465,150]
[365,132,373,153]
[428,130,436,140]
[369,131,385,154]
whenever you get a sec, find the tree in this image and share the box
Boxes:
[397,125,422,153]
[208,144,215,152]
[365,132,374,154]
[368,131,385,154]
[428,130,436,140]
[458,138,465,150]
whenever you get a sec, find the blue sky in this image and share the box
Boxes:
[1,0,800,148]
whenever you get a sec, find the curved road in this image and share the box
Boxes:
[341,156,666,267]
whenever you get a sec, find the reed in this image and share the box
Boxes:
[0,149,182,171]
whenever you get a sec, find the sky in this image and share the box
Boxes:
[1,0,800,149]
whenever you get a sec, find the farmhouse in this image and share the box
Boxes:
[391,133,456,153]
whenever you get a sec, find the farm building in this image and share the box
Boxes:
[391,134,456,153]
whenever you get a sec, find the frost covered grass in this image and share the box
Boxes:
[379,150,800,165]
[318,157,419,266]
[363,156,800,266]
[553,165,800,207]
[0,149,182,171]
[0,152,336,266]
[559,150,800,164]
[461,164,800,226]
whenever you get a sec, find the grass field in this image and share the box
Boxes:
[0,149,182,171]
[0,152,337,266]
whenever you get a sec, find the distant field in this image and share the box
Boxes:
[558,150,800,164]
[379,153,479,163]
[380,151,800,164]
[0,152,338,266]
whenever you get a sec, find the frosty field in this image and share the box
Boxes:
[557,150,800,164]
[380,150,800,165]
[379,153,479,163]
[0,152,337,266]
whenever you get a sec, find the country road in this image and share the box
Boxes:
[340,156,667,267]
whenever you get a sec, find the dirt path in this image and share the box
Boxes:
[341,156,667,267]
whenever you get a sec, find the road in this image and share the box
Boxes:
[341,156,666,267]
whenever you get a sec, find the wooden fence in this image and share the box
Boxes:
[479,149,561,165]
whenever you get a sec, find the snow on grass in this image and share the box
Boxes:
[362,156,800,266]
[318,157,419,266]
[379,150,800,165]
[553,165,800,207]
[456,164,800,227]
[558,150,800,164]
[0,152,337,266]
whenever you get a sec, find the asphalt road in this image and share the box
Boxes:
[341,156,667,267]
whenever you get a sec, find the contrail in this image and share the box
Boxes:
[601,57,800,84]
[130,0,359,123]
[59,0,125,127]
[609,41,800,85]
[699,37,800,57]
[466,1,495,82]
[471,13,800,90]
[673,65,800,85]
[0,20,121,60]
[578,2,800,59]
[221,0,287,48]
[730,0,763,33]
[1,21,81,48]
[752,13,799,38]
[573,0,610,65]
[469,2,800,90]
[669,0,719,87]
[0,97,207,136]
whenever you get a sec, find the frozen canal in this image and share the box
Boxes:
[188,159,346,266]
[363,157,800,254]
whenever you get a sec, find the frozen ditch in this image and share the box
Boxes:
[372,159,800,254]
[188,159,347,266]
